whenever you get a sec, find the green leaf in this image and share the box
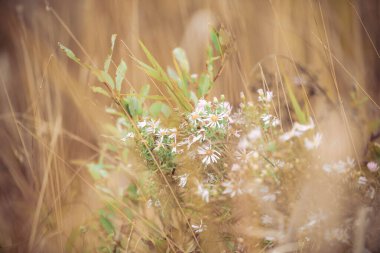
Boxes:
[135,58,163,81]
[189,91,198,105]
[173,48,189,73]
[99,216,115,235]
[283,74,307,124]
[96,185,115,198]
[104,34,117,73]
[91,86,110,97]
[58,43,81,65]
[210,29,222,56]
[124,96,142,118]
[87,163,108,180]
[94,70,115,89]
[149,102,171,118]
[115,60,127,92]
[160,103,171,117]
[149,102,163,117]
[126,184,138,200]
[167,67,180,81]
[140,84,150,98]
[198,74,212,98]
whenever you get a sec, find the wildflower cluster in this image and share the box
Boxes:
[130,119,179,173]
[61,34,380,252]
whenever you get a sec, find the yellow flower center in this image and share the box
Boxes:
[210,115,218,122]
[192,114,199,120]
[206,149,213,156]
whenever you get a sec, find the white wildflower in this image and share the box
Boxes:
[154,137,167,151]
[261,113,272,126]
[205,113,225,128]
[137,119,147,129]
[367,161,379,172]
[257,89,273,103]
[192,220,207,233]
[178,174,189,188]
[146,199,153,208]
[272,117,280,127]
[198,145,221,166]
[196,183,210,203]
[304,133,322,150]
[188,108,205,125]
[279,117,315,142]
[261,113,280,127]
[146,119,160,134]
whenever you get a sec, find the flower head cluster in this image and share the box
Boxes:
[181,97,234,167]
[135,118,180,172]
[187,98,232,130]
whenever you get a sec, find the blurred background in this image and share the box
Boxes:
[0,0,380,252]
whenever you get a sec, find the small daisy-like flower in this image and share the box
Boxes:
[188,108,205,125]
[154,138,167,151]
[146,119,160,134]
[367,161,379,172]
[192,220,207,233]
[178,173,189,188]
[304,133,322,150]
[198,145,221,166]
[137,120,147,129]
[196,183,210,203]
[205,113,225,128]
[222,180,244,197]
